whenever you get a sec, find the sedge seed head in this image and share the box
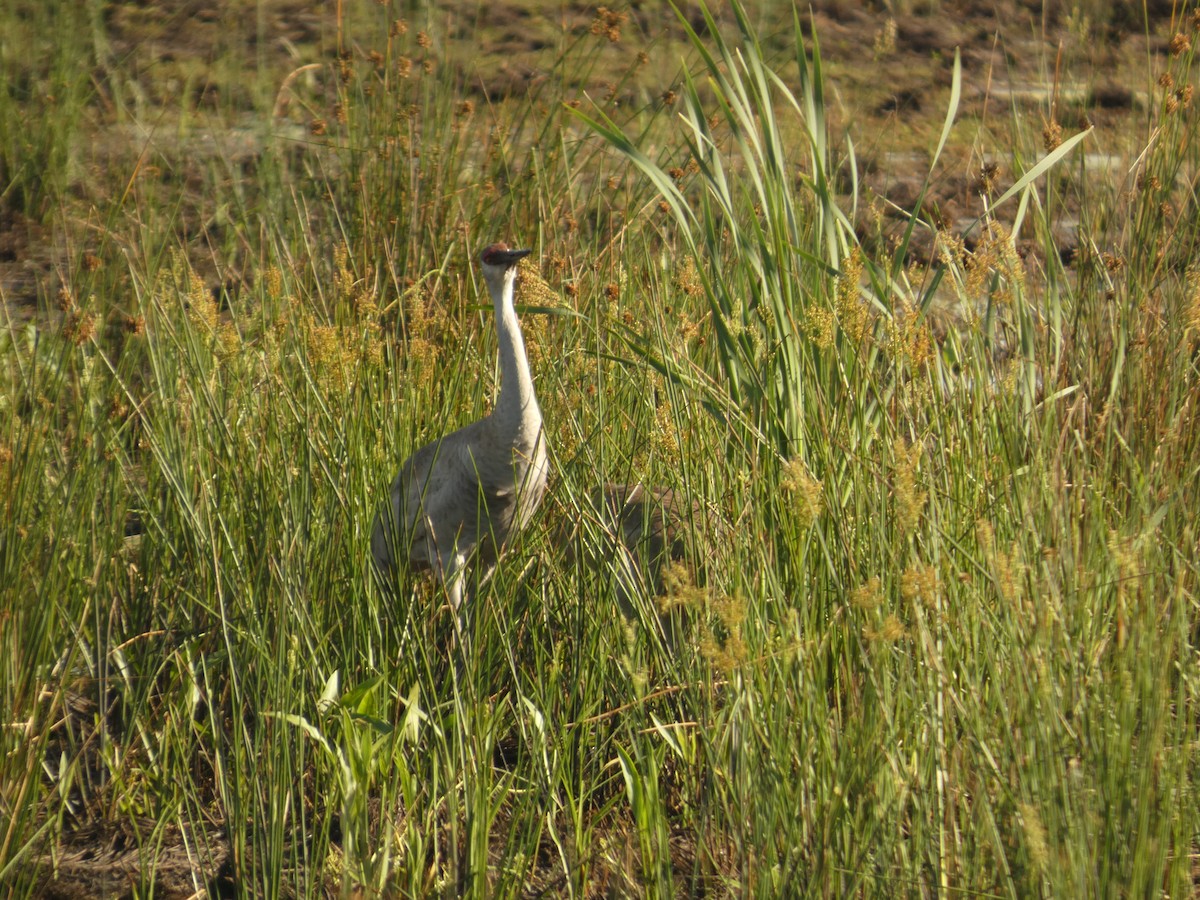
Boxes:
[852,576,882,609]
[865,614,906,643]
[1042,119,1063,152]
[674,258,704,298]
[700,593,748,672]
[1185,266,1200,336]
[590,6,628,42]
[660,561,706,611]
[892,437,926,532]
[652,399,679,464]
[62,310,96,345]
[265,266,282,299]
[835,248,870,344]
[1017,802,1049,873]
[977,519,1022,603]
[900,564,939,608]
[803,305,835,350]
[780,457,824,527]
[873,18,897,58]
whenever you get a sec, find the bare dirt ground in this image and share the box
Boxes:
[0,0,1185,322]
[9,1,1189,895]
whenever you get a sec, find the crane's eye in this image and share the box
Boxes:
[481,242,510,265]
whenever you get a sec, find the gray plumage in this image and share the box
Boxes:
[371,242,550,616]
[563,483,708,643]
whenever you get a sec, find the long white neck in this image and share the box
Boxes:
[489,269,541,445]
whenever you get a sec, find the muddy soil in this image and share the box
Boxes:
[0,0,1187,321]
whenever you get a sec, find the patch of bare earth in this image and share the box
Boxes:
[29,819,231,900]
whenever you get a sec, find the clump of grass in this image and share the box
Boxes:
[0,2,94,219]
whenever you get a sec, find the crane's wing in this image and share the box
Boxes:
[375,422,487,568]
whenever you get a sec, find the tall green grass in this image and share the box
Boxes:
[2,0,1198,896]
[0,2,96,219]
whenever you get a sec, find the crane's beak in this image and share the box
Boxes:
[498,248,532,265]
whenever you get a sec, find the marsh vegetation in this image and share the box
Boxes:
[2,1,1198,895]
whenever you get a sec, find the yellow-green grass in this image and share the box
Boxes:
[2,1,1198,896]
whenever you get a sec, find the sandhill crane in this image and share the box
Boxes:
[563,483,708,645]
[371,242,550,626]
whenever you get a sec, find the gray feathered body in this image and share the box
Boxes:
[587,484,692,595]
[559,482,707,648]
[370,412,549,582]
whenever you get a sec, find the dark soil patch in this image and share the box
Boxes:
[0,202,55,319]
[30,819,232,900]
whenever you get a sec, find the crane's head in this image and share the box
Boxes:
[480,242,532,302]
[480,242,532,270]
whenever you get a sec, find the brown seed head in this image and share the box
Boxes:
[63,310,96,346]
[852,577,882,609]
[979,161,1001,194]
[1042,119,1062,152]
[590,6,628,42]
